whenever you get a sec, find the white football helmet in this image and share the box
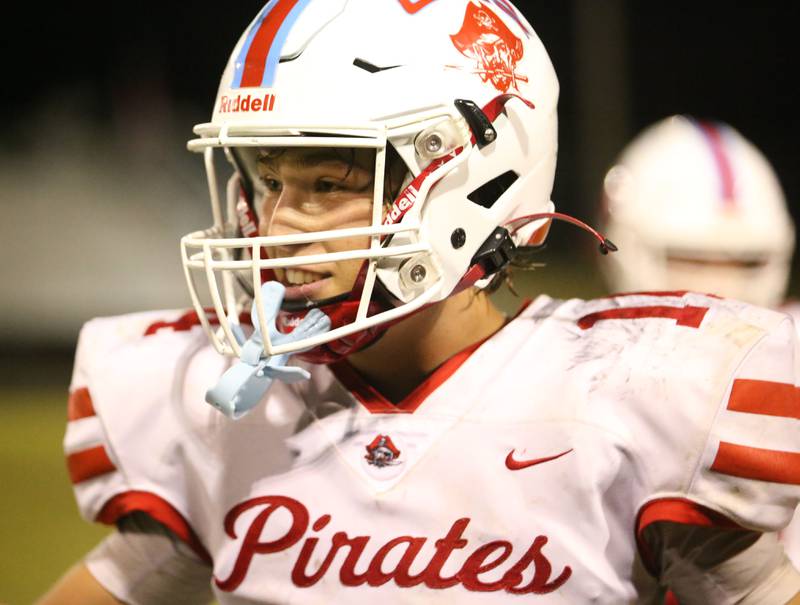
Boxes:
[182,0,562,362]
[601,115,795,308]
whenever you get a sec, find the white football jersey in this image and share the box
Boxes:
[778,300,800,571]
[64,292,800,604]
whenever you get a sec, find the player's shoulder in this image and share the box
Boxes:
[507,290,796,415]
[576,289,785,329]
[75,308,209,357]
[77,308,209,346]
[66,309,226,534]
[525,289,791,353]
[71,308,212,390]
[515,292,799,526]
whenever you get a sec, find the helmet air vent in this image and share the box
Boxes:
[467,171,518,209]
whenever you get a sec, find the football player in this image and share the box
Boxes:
[600,115,795,309]
[600,114,800,597]
[39,2,800,604]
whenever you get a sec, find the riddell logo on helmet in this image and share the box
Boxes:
[383,185,419,225]
[219,93,276,113]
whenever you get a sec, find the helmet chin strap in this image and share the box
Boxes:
[251,211,616,364]
[455,211,618,293]
[504,212,618,255]
[275,261,402,364]
[280,291,350,312]
[283,211,617,328]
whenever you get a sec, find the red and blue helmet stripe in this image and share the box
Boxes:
[692,119,736,205]
[232,0,313,89]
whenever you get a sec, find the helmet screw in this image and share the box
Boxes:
[483,128,496,143]
[410,264,427,283]
[425,133,443,153]
[451,228,466,249]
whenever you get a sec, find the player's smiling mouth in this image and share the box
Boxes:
[274,267,334,300]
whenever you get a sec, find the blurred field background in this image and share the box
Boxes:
[3,2,800,603]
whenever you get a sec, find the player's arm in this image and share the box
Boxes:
[632,305,800,603]
[37,513,213,605]
[647,521,800,604]
[36,562,124,605]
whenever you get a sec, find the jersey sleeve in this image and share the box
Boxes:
[64,311,214,564]
[691,313,800,527]
[650,525,800,605]
[85,513,213,605]
[636,310,800,566]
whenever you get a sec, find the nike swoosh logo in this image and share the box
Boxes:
[505,448,573,471]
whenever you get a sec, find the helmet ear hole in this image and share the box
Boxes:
[467,171,519,209]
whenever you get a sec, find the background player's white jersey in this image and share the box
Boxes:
[779,301,800,571]
[64,292,800,603]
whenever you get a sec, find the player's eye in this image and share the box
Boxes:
[315,179,345,193]
[262,177,282,193]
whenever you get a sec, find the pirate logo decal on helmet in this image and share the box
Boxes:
[450,1,527,92]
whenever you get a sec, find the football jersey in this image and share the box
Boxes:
[64,291,800,604]
[778,300,800,571]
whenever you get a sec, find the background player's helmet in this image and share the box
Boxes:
[182,0,559,362]
[600,115,795,308]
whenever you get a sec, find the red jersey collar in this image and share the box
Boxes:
[329,299,533,414]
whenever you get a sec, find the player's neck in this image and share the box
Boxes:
[347,289,507,403]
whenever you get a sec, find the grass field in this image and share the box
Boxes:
[0,388,110,604]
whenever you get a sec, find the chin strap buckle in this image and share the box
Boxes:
[471,227,517,276]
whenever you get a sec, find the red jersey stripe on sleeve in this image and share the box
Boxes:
[635,497,742,576]
[97,491,212,564]
[67,445,116,484]
[727,379,800,419]
[711,442,800,485]
[67,387,96,421]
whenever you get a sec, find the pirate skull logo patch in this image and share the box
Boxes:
[364,434,402,468]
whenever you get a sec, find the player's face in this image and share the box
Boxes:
[663,252,768,301]
[256,148,377,302]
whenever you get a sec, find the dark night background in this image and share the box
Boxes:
[3,0,800,346]
[6,2,798,223]
[3,0,800,366]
